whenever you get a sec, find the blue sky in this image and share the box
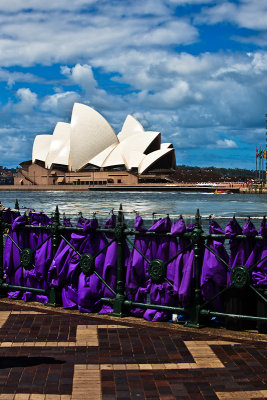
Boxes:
[0,0,266,169]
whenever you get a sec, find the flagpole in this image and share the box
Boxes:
[259,146,261,181]
[266,113,267,185]
[262,148,264,183]
[256,147,258,181]
[261,146,263,182]
[258,147,261,181]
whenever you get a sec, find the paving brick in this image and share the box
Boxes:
[0,299,267,399]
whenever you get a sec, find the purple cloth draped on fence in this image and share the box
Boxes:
[224,218,258,330]
[201,220,228,311]
[225,218,258,284]
[49,229,87,308]
[22,213,54,303]
[98,215,130,314]
[4,210,267,325]
[2,209,20,224]
[125,216,150,317]
[4,214,28,299]
[177,223,195,308]
[143,217,172,322]
[77,219,107,313]
[246,218,267,287]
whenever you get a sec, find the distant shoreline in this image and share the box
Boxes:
[0,183,246,193]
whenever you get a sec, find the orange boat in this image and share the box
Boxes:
[214,189,231,194]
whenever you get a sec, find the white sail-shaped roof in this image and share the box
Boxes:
[32,135,52,163]
[102,144,126,168]
[69,103,118,171]
[86,143,117,168]
[117,115,145,142]
[138,148,175,174]
[161,143,173,149]
[31,102,176,174]
[45,122,71,169]
[126,151,146,170]
[121,132,160,168]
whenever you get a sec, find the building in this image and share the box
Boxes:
[15,103,176,186]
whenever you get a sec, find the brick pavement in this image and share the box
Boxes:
[0,299,266,399]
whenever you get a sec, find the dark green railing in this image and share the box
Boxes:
[0,201,267,332]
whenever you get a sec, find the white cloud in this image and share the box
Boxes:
[197,0,267,31]
[141,20,198,46]
[14,88,37,114]
[0,1,266,168]
[61,64,97,93]
[215,139,238,148]
[169,0,214,4]
[0,4,199,67]
[41,91,81,115]
[0,0,97,12]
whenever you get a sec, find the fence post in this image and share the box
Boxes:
[186,209,204,328]
[112,204,128,317]
[14,199,19,210]
[47,205,61,307]
[0,211,5,298]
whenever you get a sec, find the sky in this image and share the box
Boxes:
[0,0,267,169]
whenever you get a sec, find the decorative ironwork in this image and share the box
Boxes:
[230,265,251,289]
[114,225,123,242]
[80,253,94,276]
[2,204,267,331]
[148,259,165,284]
[20,248,34,270]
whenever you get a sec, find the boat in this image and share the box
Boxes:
[214,189,231,194]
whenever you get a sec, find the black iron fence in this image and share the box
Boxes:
[0,201,267,333]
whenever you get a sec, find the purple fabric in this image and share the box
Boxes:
[201,220,228,311]
[98,215,130,314]
[63,217,72,227]
[77,217,86,228]
[125,216,150,317]
[77,219,107,313]
[98,214,117,314]
[177,223,195,308]
[225,218,257,285]
[22,213,53,303]
[49,218,110,312]
[246,218,267,287]
[2,209,20,224]
[143,217,172,322]
[224,218,258,330]
[171,218,188,294]
[4,214,29,299]
[49,230,87,308]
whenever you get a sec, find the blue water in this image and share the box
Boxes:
[0,191,266,222]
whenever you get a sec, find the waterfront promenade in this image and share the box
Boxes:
[0,182,244,192]
[0,298,267,399]
[0,182,266,193]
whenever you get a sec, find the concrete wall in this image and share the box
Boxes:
[15,163,139,186]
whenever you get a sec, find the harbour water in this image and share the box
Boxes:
[1,190,267,225]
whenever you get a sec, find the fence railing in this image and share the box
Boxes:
[1,201,267,333]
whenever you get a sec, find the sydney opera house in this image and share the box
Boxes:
[15,103,176,187]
